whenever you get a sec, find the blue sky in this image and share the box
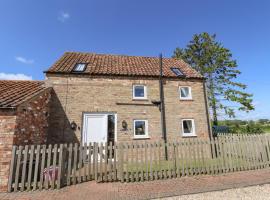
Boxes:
[0,0,269,120]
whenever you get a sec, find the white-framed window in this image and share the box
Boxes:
[133,85,147,99]
[179,86,192,100]
[133,120,149,139]
[181,119,196,137]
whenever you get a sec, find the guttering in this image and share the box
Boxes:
[44,71,205,81]
[0,107,16,109]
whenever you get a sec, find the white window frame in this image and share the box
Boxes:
[179,86,192,100]
[133,120,149,139]
[181,119,196,137]
[133,85,147,100]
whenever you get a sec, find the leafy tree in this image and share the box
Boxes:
[173,33,254,125]
[246,122,264,134]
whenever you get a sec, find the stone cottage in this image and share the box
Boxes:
[0,80,51,191]
[45,52,211,144]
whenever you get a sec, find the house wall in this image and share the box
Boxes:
[0,89,51,192]
[46,74,210,143]
[0,110,16,192]
[13,89,51,145]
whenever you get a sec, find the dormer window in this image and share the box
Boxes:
[171,67,184,76]
[73,63,87,72]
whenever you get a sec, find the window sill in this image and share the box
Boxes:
[133,137,150,140]
[182,134,197,138]
[132,98,149,101]
[179,99,194,101]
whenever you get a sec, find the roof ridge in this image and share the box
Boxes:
[0,80,44,83]
[64,51,177,60]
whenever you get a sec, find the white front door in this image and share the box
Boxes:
[82,114,108,144]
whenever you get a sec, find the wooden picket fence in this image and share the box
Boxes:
[7,134,270,192]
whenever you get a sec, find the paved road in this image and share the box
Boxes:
[162,184,270,200]
[0,169,270,200]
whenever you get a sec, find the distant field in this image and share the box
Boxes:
[262,126,270,133]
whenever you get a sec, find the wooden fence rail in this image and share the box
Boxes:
[8,134,270,192]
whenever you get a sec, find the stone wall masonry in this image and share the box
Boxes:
[46,75,210,143]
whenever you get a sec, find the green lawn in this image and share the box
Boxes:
[124,156,252,173]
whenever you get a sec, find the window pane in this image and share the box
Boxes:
[134,86,145,97]
[183,120,193,134]
[135,121,146,135]
[74,63,86,71]
[181,87,189,98]
[171,67,183,76]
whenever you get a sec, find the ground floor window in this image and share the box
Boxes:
[133,120,148,139]
[182,119,196,137]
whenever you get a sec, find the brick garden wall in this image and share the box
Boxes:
[0,89,51,192]
[46,75,210,143]
[0,111,16,192]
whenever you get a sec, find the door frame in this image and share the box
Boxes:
[81,112,117,144]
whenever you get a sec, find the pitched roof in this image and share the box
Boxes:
[45,52,203,79]
[0,80,48,108]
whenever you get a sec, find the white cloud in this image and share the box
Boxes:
[0,73,32,80]
[15,56,34,64]
[58,11,70,22]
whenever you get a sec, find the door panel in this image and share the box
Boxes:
[83,114,108,144]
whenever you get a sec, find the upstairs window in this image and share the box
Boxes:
[182,119,196,137]
[134,120,149,139]
[133,85,147,99]
[73,63,87,72]
[171,67,184,76]
[179,86,192,100]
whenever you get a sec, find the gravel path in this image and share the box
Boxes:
[161,184,270,200]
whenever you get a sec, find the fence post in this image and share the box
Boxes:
[7,146,17,192]
[33,145,41,191]
[119,143,124,182]
[57,144,64,189]
[67,143,73,186]
[94,143,98,182]
[14,146,23,192]
[39,145,46,190]
[172,142,177,178]
[21,145,28,191]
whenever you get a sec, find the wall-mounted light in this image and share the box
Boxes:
[122,120,128,130]
[151,100,161,111]
[70,121,77,130]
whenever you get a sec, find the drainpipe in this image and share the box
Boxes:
[159,54,168,160]
[203,80,213,140]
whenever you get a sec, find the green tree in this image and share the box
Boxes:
[173,33,254,125]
